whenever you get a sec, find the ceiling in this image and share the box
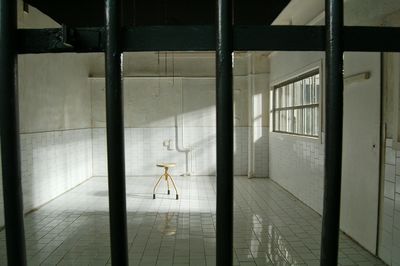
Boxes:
[24,0,290,27]
[272,0,400,26]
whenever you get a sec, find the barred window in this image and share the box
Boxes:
[272,70,320,137]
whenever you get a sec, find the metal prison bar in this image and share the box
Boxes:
[216,0,234,264]
[1,0,400,265]
[320,0,344,265]
[105,0,129,264]
[0,0,27,264]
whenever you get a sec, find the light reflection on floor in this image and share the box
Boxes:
[0,176,385,265]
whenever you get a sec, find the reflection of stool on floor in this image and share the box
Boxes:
[153,163,179,200]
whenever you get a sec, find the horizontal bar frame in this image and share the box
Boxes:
[17,25,400,54]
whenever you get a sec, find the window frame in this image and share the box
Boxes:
[271,68,322,138]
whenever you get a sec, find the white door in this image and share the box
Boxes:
[341,52,381,253]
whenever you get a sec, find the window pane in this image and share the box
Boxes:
[309,108,312,136]
[280,111,287,132]
[304,108,307,136]
[310,107,314,136]
[288,83,294,107]
[294,81,302,106]
[310,76,315,104]
[287,110,293,133]
[275,88,280,108]
[313,106,319,136]
[274,111,280,131]
[311,75,316,104]
[315,75,320,104]
[303,78,311,105]
[294,109,302,134]
[270,89,274,110]
[281,86,286,108]
[272,71,320,137]
[304,107,312,135]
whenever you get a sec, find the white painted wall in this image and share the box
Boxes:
[269,51,325,214]
[18,53,91,133]
[269,50,382,253]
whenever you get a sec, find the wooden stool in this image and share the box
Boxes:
[153,163,179,200]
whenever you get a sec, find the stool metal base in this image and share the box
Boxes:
[153,166,179,200]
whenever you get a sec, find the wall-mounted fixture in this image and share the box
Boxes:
[344,71,371,86]
[163,139,174,151]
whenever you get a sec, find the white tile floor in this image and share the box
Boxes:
[0,176,385,265]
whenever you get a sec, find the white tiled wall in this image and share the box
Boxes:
[269,132,324,214]
[0,129,93,228]
[253,127,269,177]
[93,127,250,177]
[379,139,400,266]
[93,127,186,177]
[234,127,250,176]
[0,125,264,228]
[20,129,93,212]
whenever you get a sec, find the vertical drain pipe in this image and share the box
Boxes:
[105,0,129,264]
[216,0,234,264]
[320,0,344,265]
[0,0,27,264]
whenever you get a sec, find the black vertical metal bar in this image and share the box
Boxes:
[320,0,344,265]
[0,0,27,264]
[105,0,129,264]
[216,0,233,264]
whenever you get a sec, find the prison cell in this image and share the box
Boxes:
[1,0,400,265]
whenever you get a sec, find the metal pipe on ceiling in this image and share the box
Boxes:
[104,0,129,264]
[0,0,27,264]
[216,0,234,264]
[320,0,344,265]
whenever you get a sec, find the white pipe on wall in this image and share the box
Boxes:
[174,115,192,176]
[174,81,192,176]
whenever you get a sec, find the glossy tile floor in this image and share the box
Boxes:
[0,176,385,265]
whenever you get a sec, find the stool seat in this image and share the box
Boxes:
[156,163,176,168]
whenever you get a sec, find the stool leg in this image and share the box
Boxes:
[167,174,179,200]
[153,174,164,199]
[166,177,170,195]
